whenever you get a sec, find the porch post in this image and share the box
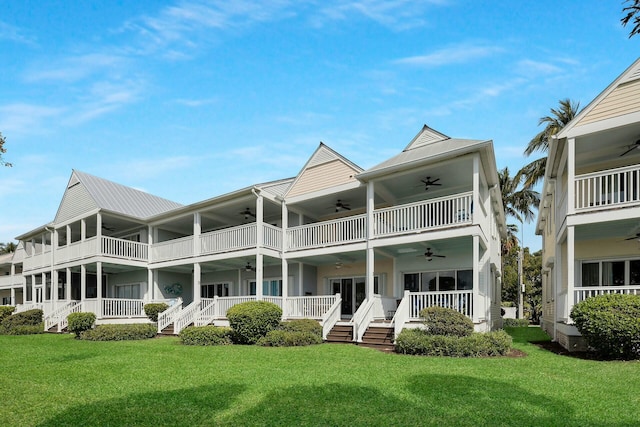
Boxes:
[193,263,201,302]
[66,225,71,246]
[66,267,71,300]
[566,226,575,322]
[567,138,575,215]
[147,268,154,301]
[193,213,201,257]
[80,265,86,301]
[96,261,102,300]
[147,226,154,262]
[96,213,102,254]
[81,219,86,241]
[298,262,304,296]
[366,181,375,298]
[256,253,263,300]
[472,235,480,323]
[10,287,15,306]
[281,202,288,311]
[52,269,59,304]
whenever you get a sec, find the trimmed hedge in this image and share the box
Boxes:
[179,326,233,346]
[570,293,640,359]
[278,319,322,337]
[227,301,282,344]
[503,318,529,328]
[67,312,96,338]
[395,328,512,357]
[257,330,322,347]
[0,305,15,321]
[420,306,474,337]
[80,323,157,341]
[143,303,169,322]
[0,308,43,334]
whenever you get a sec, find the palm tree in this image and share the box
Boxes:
[520,99,580,189]
[622,0,640,38]
[499,167,540,224]
[0,242,17,254]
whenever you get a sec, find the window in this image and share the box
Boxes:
[115,283,140,299]
[581,259,640,287]
[248,278,282,296]
[201,283,230,298]
[404,270,473,292]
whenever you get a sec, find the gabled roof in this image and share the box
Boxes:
[284,143,363,198]
[557,57,640,139]
[56,170,183,222]
[358,125,487,180]
[256,177,294,199]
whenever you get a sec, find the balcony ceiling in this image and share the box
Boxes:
[576,121,640,171]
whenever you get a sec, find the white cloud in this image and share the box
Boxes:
[0,103,65,135]
[174,97,219,107]
[395,43,503,67]
[64,80,144,125]
[0,21,36,45]
[516,59,563,77]
[25,53,127,83]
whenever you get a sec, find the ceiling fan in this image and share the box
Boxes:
[102,224,115,232]
[420,176,441,191]
[244,262,256,272]
[620,139,640,157]
[417,248,446,261]
[240,207,256,220]
[624,232,640,241]
[334,199,351,212]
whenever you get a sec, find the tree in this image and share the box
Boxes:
[0,242,17,254]
[520,99,580,189]
[622,0,640,38]
[0,132,12,167]
[499,167,540,225]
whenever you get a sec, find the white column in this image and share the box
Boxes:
[147,226,154,262]
[96,213,102,253]
[81,265,86,301]
[66,225,71,245]
[566,226,575,322]
[81,219,86,241]
[10,288,16,306]
[281,260,288,317]
[298,262,304,296]
[66,267,72,300]
[472,154,480,225]
[96,262,102,299]
[52,269,59,303]
[255,194,264,300]
[41,272,47,301]
[193,263,201,302]
[256,253,264,300]
[147,269,154,300]
[193,213,201,257]
[366,181,375,299]
[472,235,480,323]
[567,138,575,215]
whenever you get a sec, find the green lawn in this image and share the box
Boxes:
[1,327,639,426]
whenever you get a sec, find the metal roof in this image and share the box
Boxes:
[73,170,183,219]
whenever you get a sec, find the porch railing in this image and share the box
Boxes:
[175,300,200,334]
[14,303,43,313]
[321,294,342,340]
[215,296,257,318]
[574,285,640,304]
[408,290,473,319]
[200,224,257,256]
[101,236,148,261]
[575,164,640,210]
[151,236,194,263]
[374,192,473,237]
[286,295,339,319]
[263,224,282,251]
[287,215,366,251]
[44,300,80,331]
[393,291,411,339]
[194,298,217,326]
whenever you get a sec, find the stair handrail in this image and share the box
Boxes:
[354,296,383,342]
[44,300,79,331]
[174,300,201,334]
[58,301,84,332]
[194,297,218,326]
[321,293,341,340]
[392,290,411,340]
[157,297,183,333]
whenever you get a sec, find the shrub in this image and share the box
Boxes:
[570,294,640,359]
[2,324,45,335]
[257,330,323,347]
[503,318,529,327]
[420,306,474,337]
[143,303,169,322]
[0,305,15,321]
[0,308,43,334]
[67,312,96,338]
[179,326,233,346]
[395,328,512,357]
[80,323,157,341]
[278,319,322,337]
[227,301,282,344]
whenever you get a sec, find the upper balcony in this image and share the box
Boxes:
[574,164,640,212]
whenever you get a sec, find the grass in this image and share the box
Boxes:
[1,327,639,426]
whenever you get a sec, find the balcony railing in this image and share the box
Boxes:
[200,224,258,256]
[287,215,366,251]
[151,236,194,263]
[374,192,473,238]
[101,236,148,261]
[575,164,640,211]
[0,275,22,288]
[407,290,474,319]
[285,295,339,319]
[574,285,640,304]
[263,224,282,251]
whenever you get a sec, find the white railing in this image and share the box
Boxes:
[14,303,43,313]
[44,300,80,331]
[59,301,84,332]
[263,296,283,309]
[408,290,474,319]
[195,298,218,326]
[393,291,411,339]
[287,215,366,251]
[151,236,194,263]
[575,164,640,210]
[22,250,51,271]
[56,238,98,264]
[101,298,146,318]
[175,300,201,334]
[352,297,375,342]
[321,294,342,340]
[374,192,473,237]
[157,297,183,332]
[0,275,22,288]
[286,295,339,319]
[101,236,148,261]
[215,296,257,318]
[263,224,282,251]
[200,224,257,256]
[574,285,640,304]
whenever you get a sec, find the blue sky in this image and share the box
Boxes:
[1,1,638,250]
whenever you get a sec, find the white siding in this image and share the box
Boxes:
[578,79,640,125]
[54,183,98,224]
[287,160,359,198]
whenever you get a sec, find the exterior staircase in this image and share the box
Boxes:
[325,323,353,344]
[358,325,395,352]
[158,324,176,336]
